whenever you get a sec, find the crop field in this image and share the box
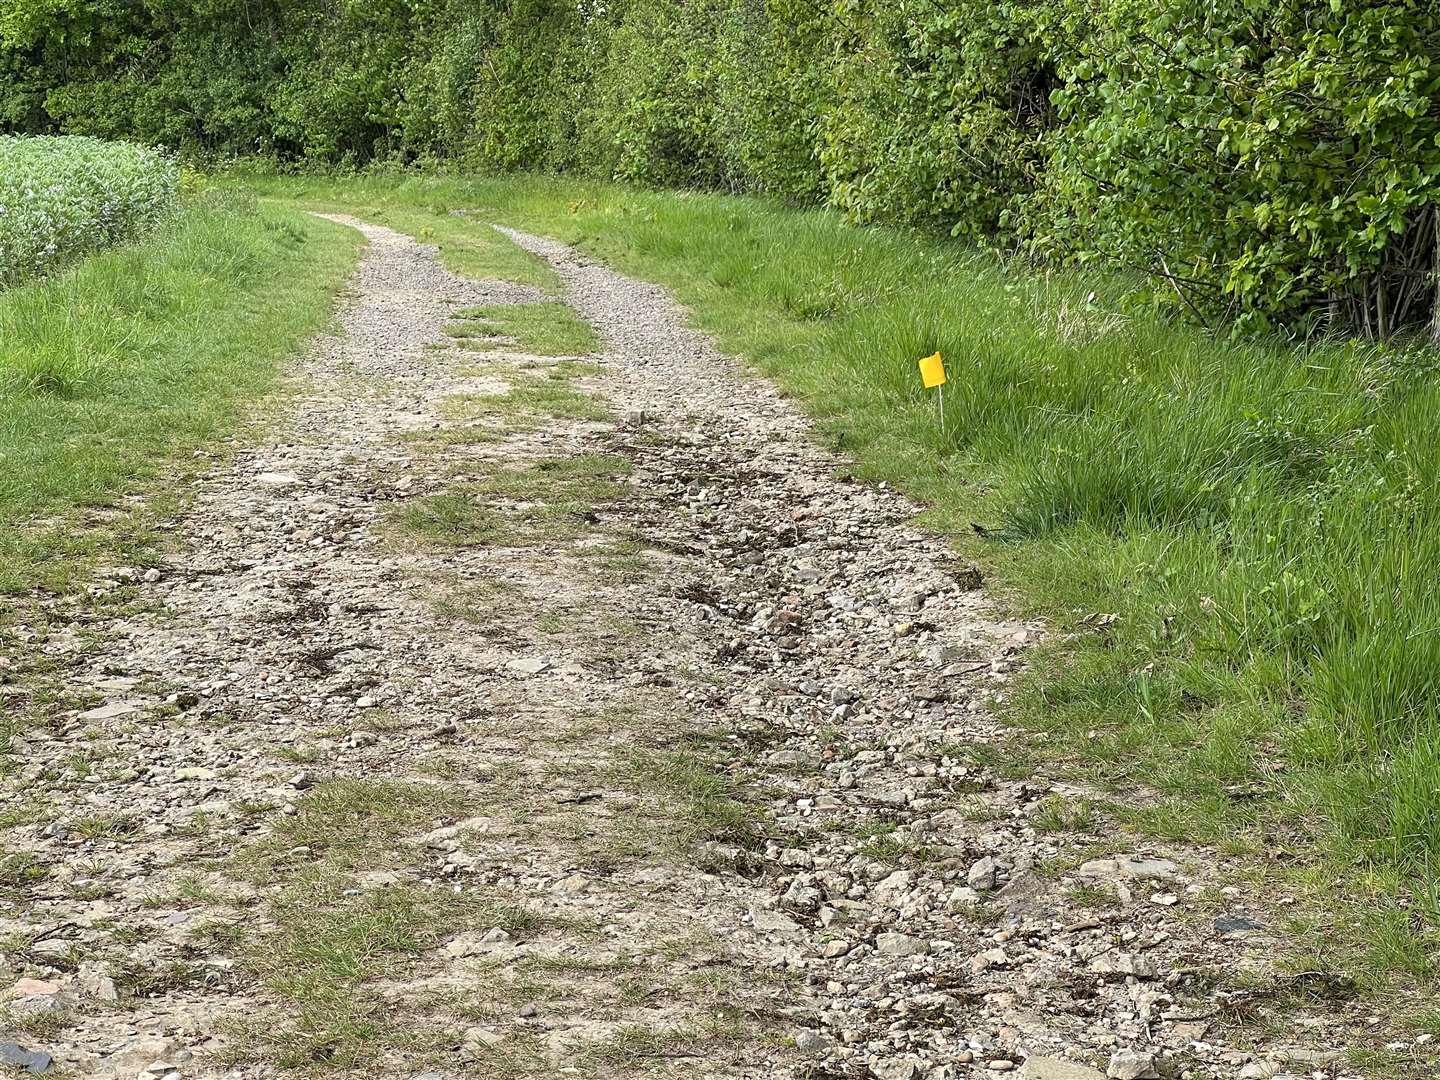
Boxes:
[0,134,178,287]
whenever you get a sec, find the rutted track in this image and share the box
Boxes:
[0,217,1372,1080]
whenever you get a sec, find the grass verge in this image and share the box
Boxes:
[245,171,1440,1010]
[0,189,359,594]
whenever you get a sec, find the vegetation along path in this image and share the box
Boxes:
[1,218,1386,1079]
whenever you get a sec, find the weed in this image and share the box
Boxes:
[1031,795,1096,833]
[617,748,761,849]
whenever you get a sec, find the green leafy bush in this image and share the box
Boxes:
[1042,0,1440,336]
[4,0,1439,338]
[0,135,178,287]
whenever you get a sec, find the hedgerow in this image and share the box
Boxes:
[2,0,1438,338]
[0,135,178,287]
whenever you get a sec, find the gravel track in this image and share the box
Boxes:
[0,218,1384,1080]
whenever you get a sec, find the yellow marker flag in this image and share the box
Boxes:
[918,351,947,388]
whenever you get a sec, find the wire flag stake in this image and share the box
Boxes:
[918,351,948,439]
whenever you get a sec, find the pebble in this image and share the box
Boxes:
[967,856,998,891]
[1019,1058,1106,1080]
[795,1028,835,1056]
[0,1042,52,1074]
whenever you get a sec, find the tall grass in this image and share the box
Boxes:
[0,191,358,592]
[249,173,1440,917]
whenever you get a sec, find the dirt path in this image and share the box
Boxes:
[1,218,1370,1080]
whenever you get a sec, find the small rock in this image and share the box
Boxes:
[869,1057,921,1080]
[967,856,999,891]
[79,702,135,721]
[1076,856,1178,883]
[506,657,551,675]
[445,928,512,958]
[875,932,930,957]
[871,870,913,904]
[256,472,300,487]
[552,873,590,896]
[766,749,816,768]
[463,1026,504,1049]
[1106,1050,1159,1080]
[9,979,59,998]
[0,1042,52,1074]
[1019,1057,1106,1080]
[749,907,802,936]
[77,967,118,1003]
[10,996,65,1016]
[795,1029,835,1057]
[1214,914,1264,933]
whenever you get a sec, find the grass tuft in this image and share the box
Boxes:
[449,301,601,356]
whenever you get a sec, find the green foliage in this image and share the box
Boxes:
[3,0,1439,331]
[1043,0,1440,336]
[817,0,1059,241]
[0,134,177,286]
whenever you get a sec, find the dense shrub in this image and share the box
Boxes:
[3,0,1438,337]
[0,134,178,286]
[1042,0,1440,337]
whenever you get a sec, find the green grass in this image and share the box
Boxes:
[441,369,613,427]
[449,301,601,355]
[227,776,543,1070]
[241,172,1440,998]
[0,190,359,593]
[235,778,465,879]
[249,183,559,291]
[616,747,762,850]
[391,454,630,550]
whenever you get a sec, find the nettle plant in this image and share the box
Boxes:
[0,135,178,288]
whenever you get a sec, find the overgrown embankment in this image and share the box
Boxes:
[5,2,1439,336]
[266,173,1440,985]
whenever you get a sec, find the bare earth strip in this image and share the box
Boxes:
[0,219,1372,1080]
